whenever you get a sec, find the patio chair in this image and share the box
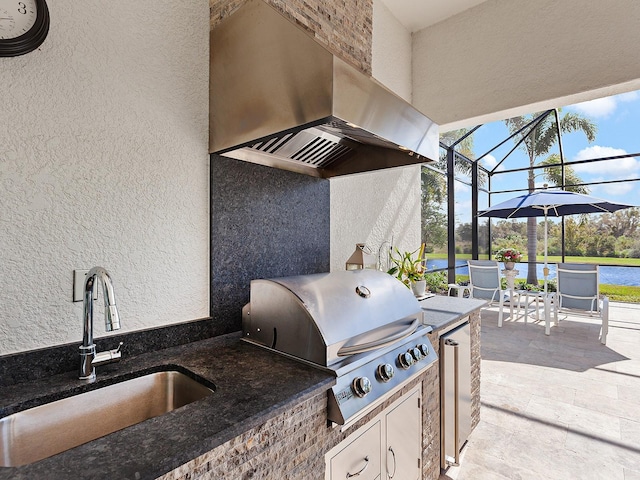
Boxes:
[467,260,511,327]
[552,263,609,344]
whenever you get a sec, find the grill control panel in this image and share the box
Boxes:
[329,327,438,425]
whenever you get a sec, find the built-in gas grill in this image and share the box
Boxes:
[242,270,438,425]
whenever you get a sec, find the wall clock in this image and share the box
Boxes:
[0,0,49,57]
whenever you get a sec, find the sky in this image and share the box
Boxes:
[451,90,640,214]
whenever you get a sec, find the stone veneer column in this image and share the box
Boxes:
[209,0,373,76]
[470,310,482,432]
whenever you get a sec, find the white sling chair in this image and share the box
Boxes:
[552,263,609,344]
[467,260,519,327]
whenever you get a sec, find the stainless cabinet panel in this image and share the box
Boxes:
[441,320,471,468]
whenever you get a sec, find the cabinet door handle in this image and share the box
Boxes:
[346,456,369,478]
[387,446,397,479]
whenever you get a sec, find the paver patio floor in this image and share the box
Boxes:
[440,301,640,480]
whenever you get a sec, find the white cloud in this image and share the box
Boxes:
[571,146,640,198]
[480,154,496,168]
[574,145,628,161]
[479,154,504,172]
[572,146,640,176]
[571,97,617,118]
[569,91,639,118]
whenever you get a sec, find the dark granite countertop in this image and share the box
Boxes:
[419,295,486,332]
[0,333,335,480]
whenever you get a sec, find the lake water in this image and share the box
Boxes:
[426,259,640,286]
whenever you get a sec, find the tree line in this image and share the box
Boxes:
[466,208,640,258]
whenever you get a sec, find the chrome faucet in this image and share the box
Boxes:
[79,267,123,381]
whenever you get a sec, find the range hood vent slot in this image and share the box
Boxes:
[248,128,355,169]
[210,0,439,178]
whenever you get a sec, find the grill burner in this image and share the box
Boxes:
[242,270,438,425]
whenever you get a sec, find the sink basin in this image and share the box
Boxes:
[0,370,214,467]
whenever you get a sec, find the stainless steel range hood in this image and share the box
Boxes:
[209,0,439,178]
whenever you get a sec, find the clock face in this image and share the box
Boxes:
[0,0,38,40]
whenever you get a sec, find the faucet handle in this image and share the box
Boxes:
[93,342,124,367]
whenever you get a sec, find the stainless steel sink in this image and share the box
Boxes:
[0,370,214,467]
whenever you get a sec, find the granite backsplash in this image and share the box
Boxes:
[210,155,331,334]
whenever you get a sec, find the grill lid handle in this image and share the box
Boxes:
[337,318,420,356]
[355,285,370,298]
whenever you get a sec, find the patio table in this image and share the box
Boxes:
[501,269,545,324]
[520,290,555,332]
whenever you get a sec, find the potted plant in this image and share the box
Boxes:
[494,248,522,270]
[424,271,448,295]
[387,244,428,296]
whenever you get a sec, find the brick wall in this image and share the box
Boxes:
[209,0,373,75]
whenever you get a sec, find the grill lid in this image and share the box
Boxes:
[242,270,422,367]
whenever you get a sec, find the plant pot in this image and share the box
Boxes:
[504,261,515,271]
[411,280,427,297]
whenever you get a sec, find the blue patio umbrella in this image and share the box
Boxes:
[479,188,636,291]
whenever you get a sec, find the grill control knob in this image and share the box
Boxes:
[352,376,372,398]
[410,347,424,362]
[397,351,415,370]
[418,343,430,357]
[376,363,395,382]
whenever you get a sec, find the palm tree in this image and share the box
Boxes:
[421,129,476,252]
[538,155,590,193]
[504,110,596,285]
[440,129,475,160]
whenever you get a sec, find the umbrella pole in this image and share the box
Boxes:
[543,212,549,293]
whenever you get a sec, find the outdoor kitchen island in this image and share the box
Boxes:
[0,297,483,480]
[157,294,484,480]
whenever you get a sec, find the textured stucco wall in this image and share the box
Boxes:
[330,166,421,272]
[371,0,412,102]
[413,0,640,130]
[330,1,421,272]
[0,1,210,354]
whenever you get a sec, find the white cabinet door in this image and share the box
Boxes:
[385,388,421,480]
[328,420,382,480]
[326,383,422,480]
